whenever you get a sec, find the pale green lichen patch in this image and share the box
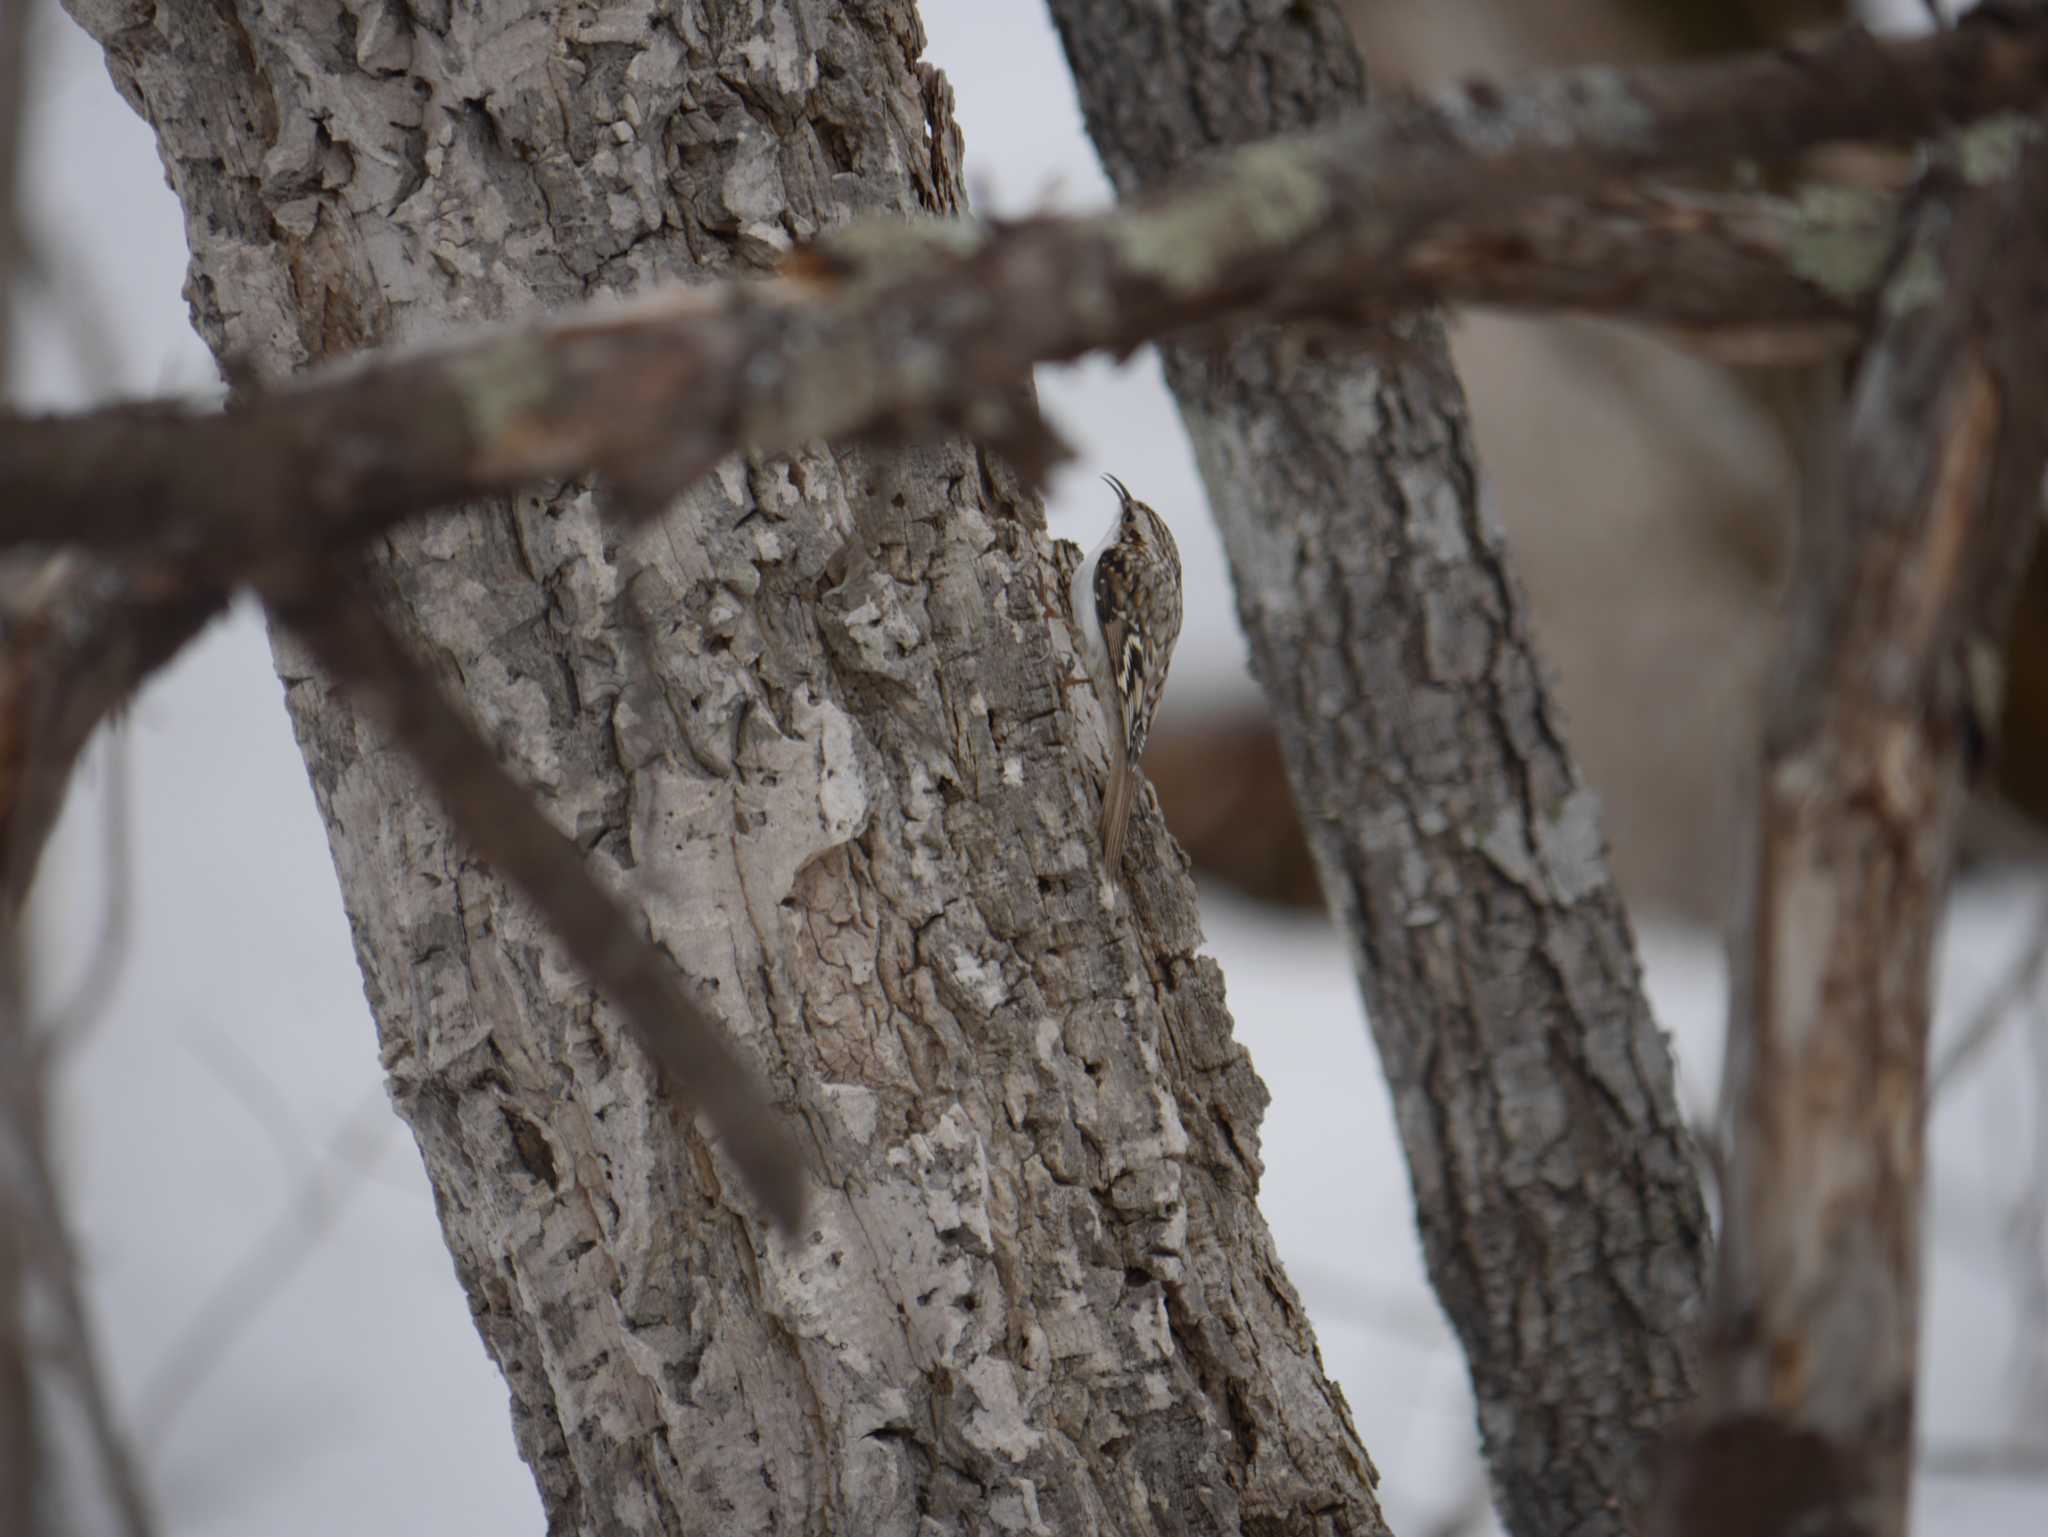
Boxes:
[1107,139,1330,294]
[1779,184,1893,303]
[1956,113,2040,187]
[447,332,559,445]
[816,213,990,291]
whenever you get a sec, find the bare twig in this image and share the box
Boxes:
[2,16,2047,576]
[0,558,225,908]
[1665,127,2048,1537]
[1930,887,2048,1099]
[32,724,135,1059]
[1921,1439,2048,1478]
[2011,968,2048,1423]
[273,576,809,1233]
[135,1088,394,1445]
[0,943,157,1537]
[183,1030,323,1187]
[0,991,36,1537]
[11,228,129,397]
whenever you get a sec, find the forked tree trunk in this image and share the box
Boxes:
[63,1,1384,1531]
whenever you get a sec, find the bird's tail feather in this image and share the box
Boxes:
[1099,761,1139,871]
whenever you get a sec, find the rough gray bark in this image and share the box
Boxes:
[1044,3,1710,1534]
[1666,125,2048,1537]
[62,1,1384,1532]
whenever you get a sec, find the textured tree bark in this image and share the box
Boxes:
[1044,3,1710,1535]
[1667,128,2048,1537]
[62,2,1382,1532]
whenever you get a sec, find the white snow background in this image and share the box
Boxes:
[10,2,2046,1532]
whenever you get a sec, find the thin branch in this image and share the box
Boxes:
[11,228,132,401]
[0,558,225,909]
[32,724,135,1061]
[2009,966,2048,1423]
[1929,886,2048,1100]
[134,1090,394,1445]
[183,1030,322,1188]
[2,14,2047,574]
[272,576,809,1234]
[0,942,157,1537]
[1920,1439,2048,1478]
[1666,127,2048,1537]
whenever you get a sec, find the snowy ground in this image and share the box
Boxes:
[14,3,2047,1533]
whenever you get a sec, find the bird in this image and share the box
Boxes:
[1066,474,1183,872]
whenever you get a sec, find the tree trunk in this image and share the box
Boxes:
[1044,4,1712,1535]
[63,1,1383,1532]
[1671,134,2048,1537]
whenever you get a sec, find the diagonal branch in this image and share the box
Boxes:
[273,577,808,1234]
[1665,125,2048,1537]
[3,13,2048,575]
